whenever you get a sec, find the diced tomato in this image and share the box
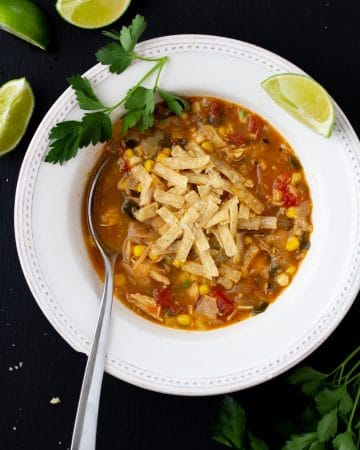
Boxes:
[227,132,246,146]
[273,174,300,207]
[283,190,300,207]
[248,114,264,136]
[154,287,172,308]
[210,101,221,117]
[123,161,131,172]
[213,287,235,316]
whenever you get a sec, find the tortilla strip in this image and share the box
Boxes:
[167,186,185,195]
[154,188,184,209]
[197,185,210,199]
[219,263,242,283]
[218,224,238,257]
[179,205,200,227]
[228,198,239,238]
[162,155,210,170]
[259,216,278,229]
[194,229,210,254]
[171,145,188,158]
[205,207,229,229]
[231,184,264,214]
[185,190,200,205]
[130,164,153,206]
[159,223,171,235]
[238,217,261,230]
[238,203,250,219]
[184,172,210,185]
[182,261,209,278]
[210,154,246,184]
[199,249,219,277]
[157,207,179,225]
[194,125,226,147]
[134,202,159,222]
[176,229,194,263]
[156,224,183,250]
[242,244,259,271]
[153,163,188,191]
[195,200,219,228]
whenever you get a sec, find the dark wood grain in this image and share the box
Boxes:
[0,1,359,449]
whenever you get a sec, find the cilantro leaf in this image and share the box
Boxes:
[80,112,112,147]
[121,110,143,136]
[102,29,121,40]
[248,431,269,450]
[67,75,105,111]
[45,121,83,164]
[123,87,155,132]
[315,387,345,414]
[159,89,189,115]
[120,14,146,53]
[317,408,338,442]
[338,389,354,416]
[308,441,326,450]
[332,431,357,450]
[288,366,327,386]
[283,432,318,450]
[96,43,133,74]
[212,396,246,449]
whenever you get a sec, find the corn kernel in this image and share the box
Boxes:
[180,112,189,120]
[218,126,226,136]
[162,147,171,156]
[276,273,290,287]
[286,207,297,219]
[123,149,134,160]
[199,284,210,295]
[117,179,127,190]
[114,273,126,287]
[156,153,168,163]
[291,172,302,185]
[286,265,296,275]
[191,101,201,113]
[133,245,147,258]
[172,258,182,268]
[144,159,155,172]
[176,314,192,326]
[245,236,253,244]
[201,141,213,151]
[137,184,142,192]
[286,236,300,252]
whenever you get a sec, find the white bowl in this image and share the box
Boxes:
[15,35,360,395]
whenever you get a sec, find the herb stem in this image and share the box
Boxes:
[329,346,360,380]
[344,360,360,382]
[107,59,164,112]
[133,53,167,63]
[154,57,167,90]
[347,383,360,432]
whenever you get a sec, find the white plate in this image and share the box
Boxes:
[15,35,360,395]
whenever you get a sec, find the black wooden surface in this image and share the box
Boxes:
[0,1,359,449]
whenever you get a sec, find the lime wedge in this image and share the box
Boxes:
[56,0,132,29]
[0,0,49,50]
[262,73,335,138]
[0,78,35,156]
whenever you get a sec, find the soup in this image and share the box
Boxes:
[83,96,312,330]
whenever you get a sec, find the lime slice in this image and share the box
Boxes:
[0,78,35,156]
[262,73,335,138]
[0,0,49,50]
[56,0,132,29]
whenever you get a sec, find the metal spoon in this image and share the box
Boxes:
[71,156,116,450]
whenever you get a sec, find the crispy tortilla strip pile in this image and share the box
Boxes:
[120,130,278,285]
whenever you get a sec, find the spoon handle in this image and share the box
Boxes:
[70,256,114,450]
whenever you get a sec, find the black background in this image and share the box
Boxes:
[1,1,359,449]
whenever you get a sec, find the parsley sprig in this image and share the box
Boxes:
[45,15,188,164]
[212,346,360,449]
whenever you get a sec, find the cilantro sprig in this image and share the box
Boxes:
[45,14,188,164]
[212,346,360,449]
